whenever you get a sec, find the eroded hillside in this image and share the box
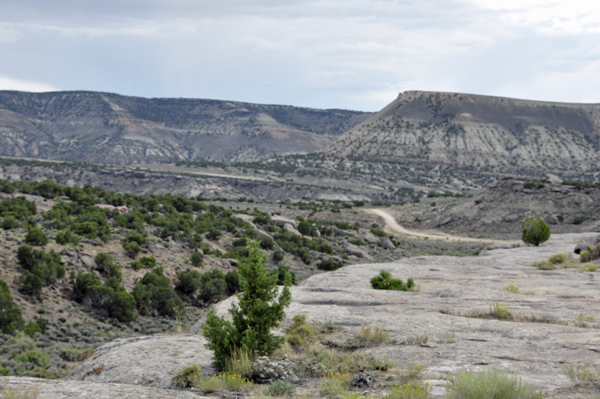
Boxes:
[0,91,370,164]
[323,91,600,181]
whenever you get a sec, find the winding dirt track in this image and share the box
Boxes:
[366,208,494,242]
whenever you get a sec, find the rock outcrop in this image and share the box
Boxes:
[0,377,208,399]
[64,335,214,388]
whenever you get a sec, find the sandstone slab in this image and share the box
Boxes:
[0,377,207,399]
[64,335,214,389]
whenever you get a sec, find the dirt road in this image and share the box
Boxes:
[366,208,494,242]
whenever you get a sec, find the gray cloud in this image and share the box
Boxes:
[0,0,599,111]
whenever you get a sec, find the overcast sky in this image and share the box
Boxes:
[0,0,599,111]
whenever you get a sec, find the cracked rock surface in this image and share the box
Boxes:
[63,233,599,397]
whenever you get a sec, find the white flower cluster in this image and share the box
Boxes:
[252,355,297,383]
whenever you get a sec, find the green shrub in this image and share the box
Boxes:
[73,272,102,302]
[0,279,24,334]
[0,197,36,220]
[131,256,156,271]
[190,252,204,267]
[521,217,551,246]
[203,241,291,370]
[132,267,184,317]
[268,379,296,396]
[23,317,48,336]
[573,216,586,225]
[13,349,50,367]
[172,364,203,388]
[446,369,542,399]
[72,271,136,322]
[0,364,10,376]
[16,246,65,298]
[24,227,49,246]
[318,258,344,271]
[371,270,415,291]
[272,250,284,262]
[276,265,296,286]
[123,241,141,258]
[176,269,202,295]
[297,220,314,236]
[2,215,19,230]
[370,228,387,237]
[348,238,366,246]
[55,229,79,246]
[94,253,121,278]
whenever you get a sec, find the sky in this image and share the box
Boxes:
[0,0,599,111]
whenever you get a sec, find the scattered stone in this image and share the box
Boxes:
[283,223,302,236]
[344,242,373,260]
[379,236,396,250]
[271,215,298,229]
[574,235,600,254]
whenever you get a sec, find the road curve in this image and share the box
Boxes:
[366,208,493,242]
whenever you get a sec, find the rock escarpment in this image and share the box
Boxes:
[323,91,600,178]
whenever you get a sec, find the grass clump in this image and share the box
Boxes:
[0,385,40,399]
[328,325,391,350]
[436,331,458,344]
[195,372,254,393]
[319,372,351,396]
[226,348,253,377]
[397,362,425,384]
[172,364,203,388]
[503,284,519,294]
[284,314,316,350]
[385,383,431,399]
[371,270,416,291]
[446,369,543,399]
[305,348,393,375]
[572,313,595,327]
[564,364,600,390]
[401,335,428,345]
[489,302,513,320]
[267,379,296,396]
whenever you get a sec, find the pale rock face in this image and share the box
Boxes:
[271,215,298,228]
[62,233,599,397]
[0,377,208,399]
[322,91,600,176]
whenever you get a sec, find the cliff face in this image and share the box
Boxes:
[323,91,600,178]
[0,91,370,164]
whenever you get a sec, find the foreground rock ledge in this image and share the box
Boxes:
[64,335,213,388]
[0,376,208,399]
[64,233,599,397]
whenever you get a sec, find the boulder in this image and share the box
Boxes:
[271,215,298,228]
[222,258,238,268]
[332,226,359,238]
[544,215,558,225]
[439,217,452,226]
[314,228,321,237]
[503,214,519,223]
[64,335,214,389]
[283,223,302,236]
[380,236,396,250]
[344,242,373,260]
[574,235,600,254]
[361,231,380,245]
[79,253,97,271]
